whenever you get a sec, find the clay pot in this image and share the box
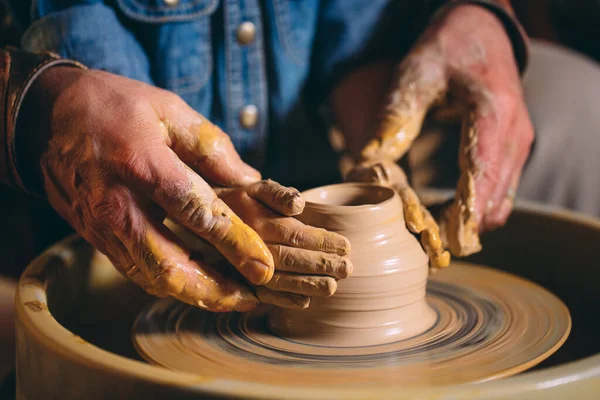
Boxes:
[268,183,436,346]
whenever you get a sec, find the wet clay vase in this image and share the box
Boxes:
[268,183,436,346]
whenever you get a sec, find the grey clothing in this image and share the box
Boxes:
[519,40,600,217]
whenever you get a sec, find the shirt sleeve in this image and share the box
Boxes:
[19,1,153,85]
[308,0,421,106]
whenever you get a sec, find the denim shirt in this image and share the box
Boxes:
[14,0,425,189]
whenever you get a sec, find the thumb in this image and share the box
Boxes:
[361,56,447,162]
[158,96,261,187]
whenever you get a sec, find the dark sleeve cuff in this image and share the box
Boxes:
[0,48,85,192]
[429,0,529,74]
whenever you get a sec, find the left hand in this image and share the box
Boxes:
[360,5,534,256]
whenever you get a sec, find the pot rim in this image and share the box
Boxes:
[301,182,397,213]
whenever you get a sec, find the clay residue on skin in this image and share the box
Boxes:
[267,244,352,279]
[216,208,275,285]
[361,48,448,162]
[439,111,481,256]
[160,117,227,159]
[174,184,275,286]
[160,115,260,186]
[345,161,450,270]
[211,180,353,309]
[24,300,46,312]
[264,272,337,297]
[142,231,258,312]
[255,286,310,309]
[245,180,305,216]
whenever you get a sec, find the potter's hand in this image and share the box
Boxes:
[216,180,352,310]
[20,67,275,311]
[360,6,534,256]
[346,160,449,271]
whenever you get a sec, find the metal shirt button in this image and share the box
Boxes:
[240,105,259,129]
[236,22,256,45]
[163,0,179,7]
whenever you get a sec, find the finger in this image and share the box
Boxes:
[264,272,337,297]
[106,193,259,312]
[126,146,274,285]
[345,160,424,233]
[264,219,351,255]
[439,111,481,257]
[267,244,353,279]
[344,159,409,187]
[420,206,451,271]
[361,55,447,161]
[484,169,521,230]
[101,234,165,296]
[158,98,260,186]
[344,159,450,268]
[255,286,310,310]
[482,116,533,230]
[245,180,305,216]
[397,187,425,233]
[221,189,350,256]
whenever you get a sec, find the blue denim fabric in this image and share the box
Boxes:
[16,0,416,188]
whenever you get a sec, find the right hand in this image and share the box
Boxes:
[21,67,274,312]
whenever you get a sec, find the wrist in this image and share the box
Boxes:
[15,65,87,196]
[430,1,529,73]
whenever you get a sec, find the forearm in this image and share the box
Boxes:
[0,48,84,192]
[426,0,528,72]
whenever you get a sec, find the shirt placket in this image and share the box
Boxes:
[224,0,268,167]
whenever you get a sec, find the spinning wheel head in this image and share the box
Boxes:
[133,263,570,387]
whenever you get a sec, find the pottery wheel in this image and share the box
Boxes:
[133,263,571,387]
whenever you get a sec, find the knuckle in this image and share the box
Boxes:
[337,257,353,278]
[124,96,153,120]
[521,120,535,148]
[160,90,187,110]
[318,254,334,273]
[277,246,294,266]
[179,196,219,232]
[492,90,519,116]
[88,192,129,228]
[120,148,154,184]
[286,228,305,247]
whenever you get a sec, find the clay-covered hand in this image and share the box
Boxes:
[346,160,449,271]
[216,180,353,310]
[20,67,275,312]
[360,5,534,256]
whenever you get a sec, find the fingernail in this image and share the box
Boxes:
[337,257,353,278]
[318,278,337,297]
[243,259,273,285]
[332,234,351,255]
[286,192,305,215]
[292,296,311,309]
